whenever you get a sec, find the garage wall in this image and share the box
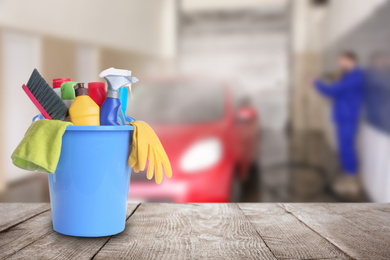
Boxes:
[322,0,390,201]
[179,4,290,130]
[0,0,176,58]
[0,30,42,184]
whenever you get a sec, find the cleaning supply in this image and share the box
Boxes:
[11,119,73,173]
[99,68,138,125]
[117,107,126,125]
[32,114,45,121]
[128,121,172,184]
[61,81,78,108]
[88,82,106,107]
[53,78,71,97]
[22,69,69,120]
[125,115,135,123]
[69,83,100,126]
[48,124,133,237]
[119,87,128,116]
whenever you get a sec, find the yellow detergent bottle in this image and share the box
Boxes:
[69,83,100,125]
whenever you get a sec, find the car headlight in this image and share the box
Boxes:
[180,138,222,173]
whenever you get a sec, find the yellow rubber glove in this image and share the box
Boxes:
[128,121,172,184]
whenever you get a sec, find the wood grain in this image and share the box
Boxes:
[1,203,390,259]
[1,203,139,260]
[0,203,50,232]
[239,203,351,259]
[0,210,54,259]
[283,203,390,260]
[94,203,276,260]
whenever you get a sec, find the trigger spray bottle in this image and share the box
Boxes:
[99,68,138,125]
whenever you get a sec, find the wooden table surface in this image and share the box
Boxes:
[0,203,389,259]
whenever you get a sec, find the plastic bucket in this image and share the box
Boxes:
[48,125,133,237]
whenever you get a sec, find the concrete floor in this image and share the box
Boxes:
[242,128,369,202]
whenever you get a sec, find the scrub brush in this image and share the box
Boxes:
[22,69,68,120]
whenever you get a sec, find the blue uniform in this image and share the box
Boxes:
[315,68,364,175]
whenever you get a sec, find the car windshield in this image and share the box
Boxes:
[127,82,225,123]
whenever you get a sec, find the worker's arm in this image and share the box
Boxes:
[314,72,363,98]
[314,79,347,97]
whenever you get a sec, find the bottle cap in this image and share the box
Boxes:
[61,81,78,100]
[88,82,105,89]
[74,83,88,96]
[53,78,71,89]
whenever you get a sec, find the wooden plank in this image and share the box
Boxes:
[283,203,390,260]
[239,203,351,259]
[94,203,276,260]
[0,203,50,232]
[1,203,139,260]
[0,210,54,259]
[319,203,390,216]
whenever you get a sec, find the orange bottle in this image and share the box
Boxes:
[69,83,100,125]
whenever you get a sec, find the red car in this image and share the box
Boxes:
[127,78,260,202]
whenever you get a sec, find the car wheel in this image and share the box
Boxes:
[230,174,243,202]
[246,163,260,190]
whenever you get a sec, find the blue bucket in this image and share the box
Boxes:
[48,125,133,237]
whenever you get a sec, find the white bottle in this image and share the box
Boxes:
[52,78,71,98]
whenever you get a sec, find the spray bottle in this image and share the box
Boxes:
[99,68,138,125]
[119,87,129,116]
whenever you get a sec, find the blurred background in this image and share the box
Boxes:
[0,0,389,203]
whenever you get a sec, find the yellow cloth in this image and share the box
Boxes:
[11,119,72,174]
[128,121,172,184]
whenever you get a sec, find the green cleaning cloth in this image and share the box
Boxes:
[11,119,73,174]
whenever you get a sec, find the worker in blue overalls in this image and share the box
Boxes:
[313,52,364,198]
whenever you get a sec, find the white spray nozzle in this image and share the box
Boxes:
[99,67,130,77]
[99,67,138,98]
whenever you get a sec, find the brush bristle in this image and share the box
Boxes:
[26,69,68,120]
